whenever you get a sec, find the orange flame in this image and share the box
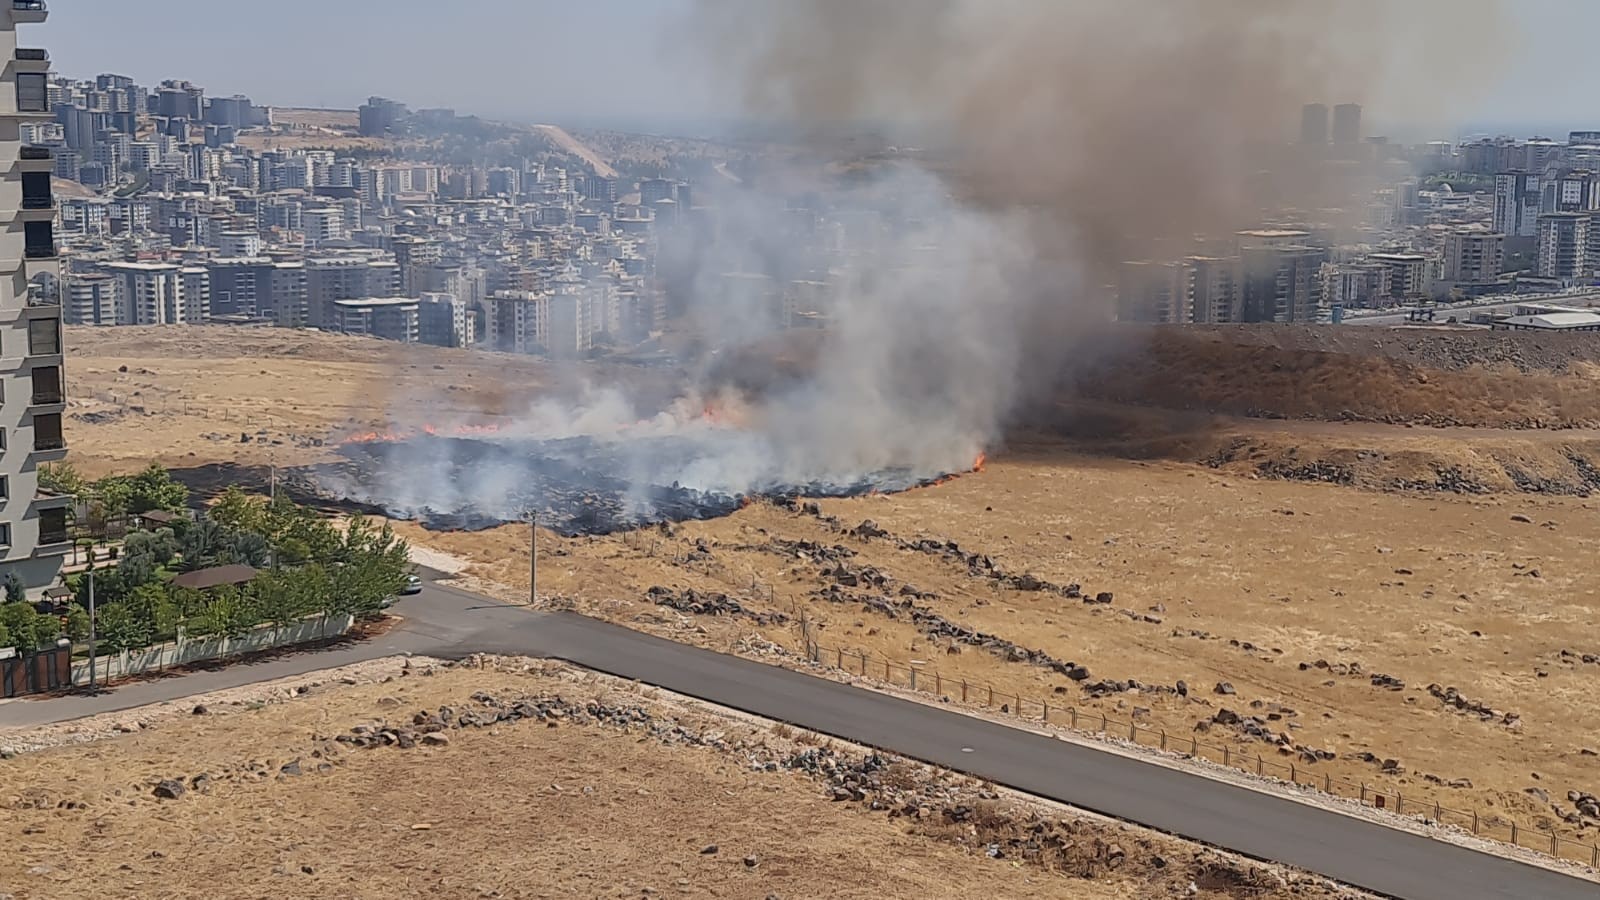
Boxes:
[973,452,987,472]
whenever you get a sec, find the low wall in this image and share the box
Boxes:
[70,614,357,685]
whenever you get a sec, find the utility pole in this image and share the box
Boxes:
[86,569,97,694]
[529,510,538,606]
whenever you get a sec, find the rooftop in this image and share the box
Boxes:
[333,296,420,309]
[171,564,259,591]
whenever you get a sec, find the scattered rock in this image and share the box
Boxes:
[152,780,186,800]
[1214,682,1236,696]
[700,844,719,855]
[1510,513,1533,524]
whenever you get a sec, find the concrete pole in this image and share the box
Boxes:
[529,511,538,606]
[86,569,96,694]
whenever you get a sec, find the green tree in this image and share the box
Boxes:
[95,603,147,655]
[209,486,267,535]
[64,604,91,643]
[253,568,320,629]
[38,461,87,497]
[179,519,229,571]
[0,602,57,651]
[95,464,188,515]
[118,551,157,590]
[0,621,10,650]
[125,582,180,643]
[124,528,180,568]
[330,517,410,616]
[184,586,259,642]
[2,572,24,604]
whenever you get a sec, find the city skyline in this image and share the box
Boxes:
[34,0,1600,138]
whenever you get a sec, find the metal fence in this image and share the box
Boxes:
[801,636,1600,868]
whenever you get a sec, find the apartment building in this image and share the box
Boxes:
[0,0,71,594]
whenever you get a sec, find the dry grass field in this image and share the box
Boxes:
[60,322,1600,854]
[0,659,1360,899]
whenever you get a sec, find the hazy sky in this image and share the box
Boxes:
[36,0,1599,137]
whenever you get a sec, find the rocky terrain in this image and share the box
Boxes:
[0,656,1371,900]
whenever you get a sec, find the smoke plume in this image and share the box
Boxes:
[330,1,1510,529]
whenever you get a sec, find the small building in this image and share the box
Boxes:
[171,564,258,591]
[330,297,418,343]
[1491,311,1600,332]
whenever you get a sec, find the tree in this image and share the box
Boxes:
[64,604,90,643]
[330,517,410,616]
[184,586,259,643]
[125,582,180,644]
[117,551,157,590]
[124,528,179,568]
[96,464,188,516]
[253,568,320,630]
[38,461,87,497]
[209,486,267,535]
[0,622,10,650]
[179,518,229,571]
[94,603,147,655]
[227,531,271,568]
[2,572,24,604]
[0,602,57,652]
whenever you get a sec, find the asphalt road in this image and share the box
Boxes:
[2,576,1594,900]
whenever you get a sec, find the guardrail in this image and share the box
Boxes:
[801,636,1600,868]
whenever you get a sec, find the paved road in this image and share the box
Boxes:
[2,577,1594,900]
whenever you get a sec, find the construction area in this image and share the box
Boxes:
[32,322,1600,891]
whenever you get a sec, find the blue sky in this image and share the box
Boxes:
[35,0,1600,138]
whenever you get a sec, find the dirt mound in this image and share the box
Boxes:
[1074,326,1600,429]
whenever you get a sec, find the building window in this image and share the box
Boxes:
[38,508,67,546]
[20,171,50,210]
[27,318,58,356]
[23,220,53,258]
[15,72,46,113]
[31,413,62,451]
[30,366,60,404]
[0,475,8,500]
[0,524,11,548]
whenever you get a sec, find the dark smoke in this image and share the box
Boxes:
[324,1,1510,531]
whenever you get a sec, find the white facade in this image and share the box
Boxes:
[101,261,188,324]
[63,272,119,325]
[0,2,71,594]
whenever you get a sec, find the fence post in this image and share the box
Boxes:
[1592,844,1597,869]
[1100,713,1108,733]
[962,680,968,702]
[1396,792,1404,815]
[988,685,994,706]
[860,652,868,676]
[1190,736,1197,757]
[1550,831,1557,855]
[1041,699,1048,722]
[1510,822,1518,845]
[909,669,917,691]
[1324,773,1331,793]
[1129,721,1137,741]
[1434,802,1442,823]
[1472,810,1478,834]
[1160,730,1167,751]
[1290,763,1296,784]
[1224,745,1231,767]
[1256,754,1264,776]
[885,659,890,681]
[1070,707,1078,729]
[935,672,942,696]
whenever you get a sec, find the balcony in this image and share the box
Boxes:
[19,145,50,160]
[22,242,54,260]
[11,1,46,23]
[30,367,62,405]
[14,48,46,61]
[21,194,50,210]
[36,505,68,552]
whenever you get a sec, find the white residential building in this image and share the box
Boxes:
[0,0,72,594]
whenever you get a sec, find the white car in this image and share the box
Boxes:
[400,574,423,595]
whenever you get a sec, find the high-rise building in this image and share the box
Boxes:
[1542,169,1600,214]
[1494,172,1541,238]
[1299,103,1329,144]
[101,261,198,324]
[485,290,548,354]
[417,292,471,348]
[1366,252,1431,302]
[1441,230,1506,286]
[0,0,72,594]
[1241,244,1327,322]
[1331,103,1361,145]
[1116,260,1188,323]
[1185,256,1242,324]
[1535,212,1591,282]
[63,272,120,325]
